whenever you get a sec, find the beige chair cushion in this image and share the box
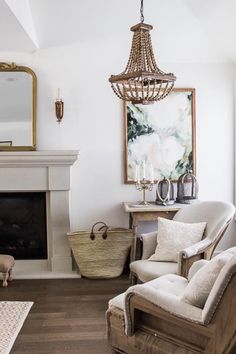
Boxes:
[124,274,203,335]
[109,274,187,311]
[0,255,15,272]
[149,217,206,262]
[130,259,178,283]
[182,251,234,308]
[109,274,203,329]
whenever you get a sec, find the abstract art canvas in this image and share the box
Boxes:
[124,88,196,183]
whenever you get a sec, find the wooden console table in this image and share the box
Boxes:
[123,202,184,262]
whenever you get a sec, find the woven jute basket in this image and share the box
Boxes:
[67,222,133,279]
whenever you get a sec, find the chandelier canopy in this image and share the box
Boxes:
[109,0,176,105]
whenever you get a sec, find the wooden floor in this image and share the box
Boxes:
[0,276,130,354]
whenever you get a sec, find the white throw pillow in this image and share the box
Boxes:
[182,252,233,308]
[188,259,209,281]
[149,217,206,262]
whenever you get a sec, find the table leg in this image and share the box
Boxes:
[128,213,138,284]
[129,213,132,229]
[129,212,138,264]
[131,223,137,263]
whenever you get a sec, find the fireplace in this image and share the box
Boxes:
[0,192,47,260]
[0,150,79,278]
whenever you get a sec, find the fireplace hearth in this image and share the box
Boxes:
[0,192,47,260]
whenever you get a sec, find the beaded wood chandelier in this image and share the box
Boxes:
[109,0,176,105]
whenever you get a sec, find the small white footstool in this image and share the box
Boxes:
[0,255,15,287]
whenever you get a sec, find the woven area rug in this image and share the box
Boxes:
[0,301,33,354]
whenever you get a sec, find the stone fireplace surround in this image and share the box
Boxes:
[0,150,80,279]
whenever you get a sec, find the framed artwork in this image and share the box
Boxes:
[124,88,196,183]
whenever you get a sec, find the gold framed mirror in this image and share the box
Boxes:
[0,62,36,151]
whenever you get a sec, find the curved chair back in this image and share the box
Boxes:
[203,247,236,321]
[174,201,235,258]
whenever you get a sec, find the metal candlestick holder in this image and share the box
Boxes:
[135,178,154,205]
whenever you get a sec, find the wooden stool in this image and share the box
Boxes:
[0,255,15,287]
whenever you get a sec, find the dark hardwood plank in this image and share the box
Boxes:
[0,276,129,354]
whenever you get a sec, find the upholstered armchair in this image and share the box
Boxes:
[130,201,235,283]
[107,247,236,354]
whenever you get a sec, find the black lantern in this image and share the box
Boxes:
[156,177,175,206]
[176,170,198,204]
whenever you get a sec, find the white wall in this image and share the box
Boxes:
[0,36,235,251]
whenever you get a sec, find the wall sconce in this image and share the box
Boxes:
[55,88,64,123]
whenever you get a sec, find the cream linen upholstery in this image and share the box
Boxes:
[109,293,125,310]
[107,247,236,354]
[0,254,15,287]
[110,274,189,310]
[182,251,233,308]
[0,255,14,272]
[187,259,208,281]
[130,260,178,283]
[174,201,235,249]
[109,274,202,337]
[203,248,236,323]
[108,247,236,336]
[130,201,235,283]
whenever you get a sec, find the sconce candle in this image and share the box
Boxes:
[55,88,64,123]
[57,88,61,100]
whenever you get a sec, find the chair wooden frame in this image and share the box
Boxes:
[131,215,233,284]
[107,272,236,354]
[179,218,233,278]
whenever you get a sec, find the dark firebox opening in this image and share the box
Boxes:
[0,192,47,260]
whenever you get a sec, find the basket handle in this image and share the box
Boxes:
[90,221,108,240]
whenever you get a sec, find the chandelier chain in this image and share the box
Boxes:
[140,0,144,23]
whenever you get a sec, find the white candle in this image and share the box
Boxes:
[135,165,140,183]
[57,88,61,101]
[135,165,138,182]
[137,165,140,183]
[150,164,154,183]
[143,160,146,179]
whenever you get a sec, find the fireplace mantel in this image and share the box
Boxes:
[0,150,80,279]
[0,150,79,166]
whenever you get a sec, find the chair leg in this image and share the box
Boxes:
[2,272,9,287]
[8,269,12,281]
[130,273,138,285]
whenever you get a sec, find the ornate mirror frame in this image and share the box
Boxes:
[0,62,36,151]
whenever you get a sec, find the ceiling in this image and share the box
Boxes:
[0,0,236,63]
